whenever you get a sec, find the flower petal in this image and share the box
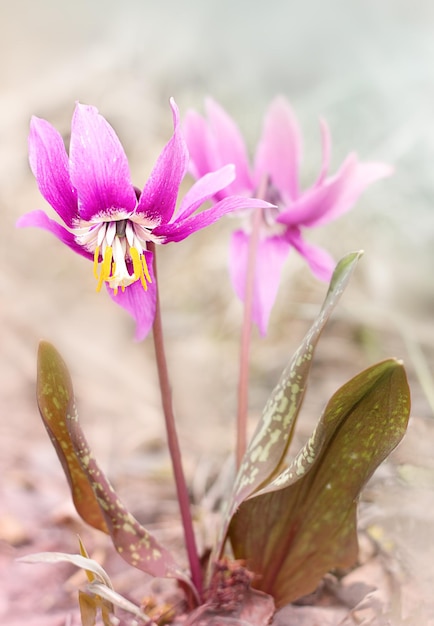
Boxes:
[28,117,77,227]
[155,197,273,243]
[285,228,335,281]
[203,98,254,196]
[175,164,235,221]
[254,96,302,201]
[17,210,92,260]
[277,155,392,228]
[136,98,189,225]
[183,110,215,180]
[107,253,156,341]
[229,230,291,335]
[69,103,136,221]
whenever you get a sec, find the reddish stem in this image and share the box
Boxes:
[149,242,203,599]
[235,176,269,469]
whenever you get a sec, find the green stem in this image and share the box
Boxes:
[236,176,269,469]
[149,242,203,599]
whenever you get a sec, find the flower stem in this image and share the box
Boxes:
[236,176,269,469]
[149,242,203,599]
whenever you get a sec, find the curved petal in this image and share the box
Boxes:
[277,155,392,228]
[254,96,302,201]
[285,228,335,281]
[155,197,272,243]
[229,230,291,335]
[203,98,254,195]
[17,210,92,260]
[107,253,156,341]
[137,98,189,225]
[28,117,77,227]
[70,103,136,221]
[175,164,235,221]
[183,110,215,179]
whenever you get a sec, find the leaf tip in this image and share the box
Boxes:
[37,340,63,371]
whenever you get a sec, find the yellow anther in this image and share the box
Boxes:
[130,247,148,291]
[141,254,152,284]
[96,246,113,292]
[140,273,148,291]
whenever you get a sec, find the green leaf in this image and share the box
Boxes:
[228,359,411,607]
[66,398,192,586]
[37,341,107,533]
[36,341,194,595]
[214,252,363,558]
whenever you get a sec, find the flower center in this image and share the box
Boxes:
[251,179,284,232]
[76,216,158,295]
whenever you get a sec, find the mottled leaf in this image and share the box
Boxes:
[36,341,195,596]
[228,359,410,606]
[215,252,362,557]
[37,341,107,532]
[66,398,193,588]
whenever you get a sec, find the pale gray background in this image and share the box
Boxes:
[2,0,434,318]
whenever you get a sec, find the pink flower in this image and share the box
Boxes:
[184,97,392,334]
[18,99,269,340]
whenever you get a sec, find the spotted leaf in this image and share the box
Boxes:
[214,251,363,558]
[228,359,410,606]
[37,341,107,532]
[36,341,194,595]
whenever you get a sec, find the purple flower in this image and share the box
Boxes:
[18,99,269,340]
[184,97,392,334]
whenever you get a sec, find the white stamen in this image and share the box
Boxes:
[105,221,116,246]
[96,223,106,247]
[125,221,135,247]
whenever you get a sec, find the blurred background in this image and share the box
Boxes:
[1,0,434,623]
